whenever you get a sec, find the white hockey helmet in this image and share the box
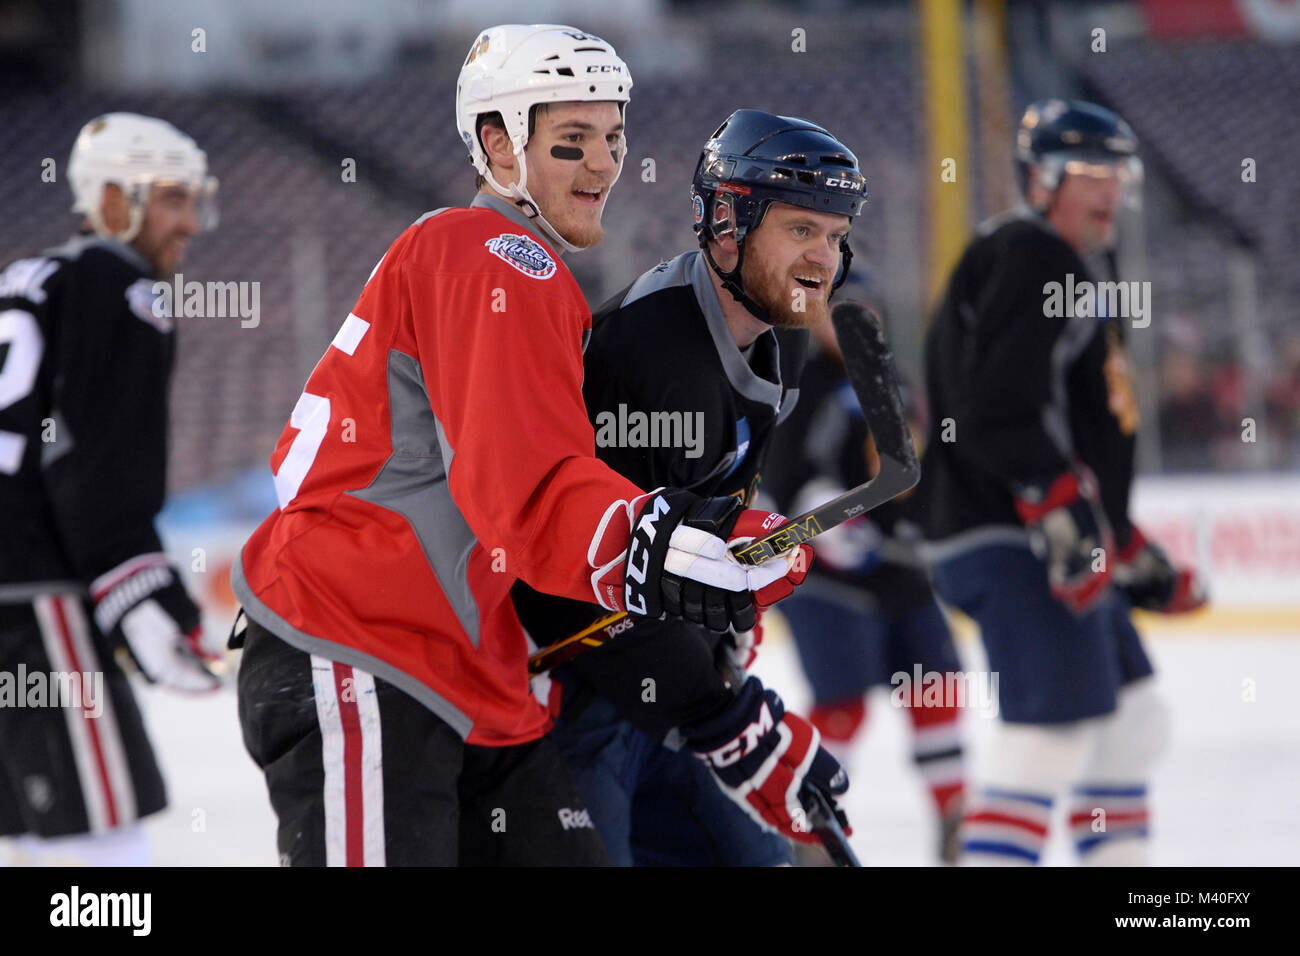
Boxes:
[455,24,632,252]
[68,112,218,242]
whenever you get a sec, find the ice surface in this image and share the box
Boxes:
[38,618,1295,866]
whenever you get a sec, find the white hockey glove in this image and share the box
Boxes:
[92,554,221,693]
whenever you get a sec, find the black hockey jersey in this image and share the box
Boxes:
[513,249,808,736]
[913,213,1138,556]
[0,236,173,599]
[763,347,935,614]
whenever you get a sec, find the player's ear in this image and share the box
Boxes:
[99,183,130,234]
[480,123,518,175]
[709,231,740,272]
[1026,168,1051,212]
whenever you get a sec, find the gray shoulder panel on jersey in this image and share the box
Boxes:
[411,207,450,227]
[43,234,152,274]
[346,349,482,648]
[470,193,566,258]
[230,555,474,738]
[619,250,784,411]
[619,250,694,306]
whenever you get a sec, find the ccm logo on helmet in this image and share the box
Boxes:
[586,64,624,73]
[825,177,863,191]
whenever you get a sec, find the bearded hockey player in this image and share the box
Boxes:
[914,99,1207,865]
[513,109,864,864]
[0,113,220,865]
[230,28,808,866]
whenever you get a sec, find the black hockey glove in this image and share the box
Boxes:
[1116,527,1208,614]
[609,489,810,633]
[92,554,221,692]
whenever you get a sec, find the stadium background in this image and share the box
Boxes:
[1,0,1296,865]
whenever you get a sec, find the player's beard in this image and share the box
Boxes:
[554,212,604,249]
[539,186,607,249]
[740,251,832,329]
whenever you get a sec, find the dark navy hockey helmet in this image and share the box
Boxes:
[690,109,867,321]
[1015,99,1141,207]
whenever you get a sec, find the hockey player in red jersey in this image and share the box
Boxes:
[0,113,220,865]
[231,25,812,866]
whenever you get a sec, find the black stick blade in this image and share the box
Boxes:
[830,301,920,482]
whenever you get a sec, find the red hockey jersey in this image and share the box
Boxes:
[233,194,645,745]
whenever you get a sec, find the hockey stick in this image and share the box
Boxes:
[800,779,861,867]
[526,302,919,676]
[731,301,920,565]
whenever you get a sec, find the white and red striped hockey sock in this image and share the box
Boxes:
[1070,784,1150,865]
[960,787,1053,865]
[906,698,965,815]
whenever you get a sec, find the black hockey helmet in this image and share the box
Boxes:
[690,109,867,323]
[1015,99,1141,208]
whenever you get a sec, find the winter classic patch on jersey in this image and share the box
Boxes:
[484,233,557,280]
[125,278,173,333]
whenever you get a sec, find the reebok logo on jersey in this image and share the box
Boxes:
[484,233,557,280]
[557,807,594,831]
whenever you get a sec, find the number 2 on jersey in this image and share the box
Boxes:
[0,309,44,475]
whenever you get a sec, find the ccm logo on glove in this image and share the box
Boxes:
[624,494,672,614]
[695,699,776,768]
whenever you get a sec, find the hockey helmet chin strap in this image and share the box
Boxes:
[701,228,772,325]
[482,150,580,255]
[481,129,626,256]
[700,199,854,327]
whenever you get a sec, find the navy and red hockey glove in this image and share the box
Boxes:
[683,676,849,845]
[1013,467,1115,615]
[722,607,764,673]
[92,554,221,693]
[589,489,812,633]
[1115,527,1208,614]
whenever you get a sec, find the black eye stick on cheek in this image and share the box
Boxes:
[550,145,584,160]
